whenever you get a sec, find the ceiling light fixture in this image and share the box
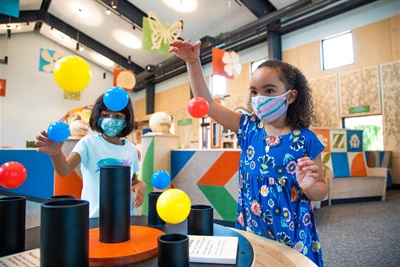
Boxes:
[163,0,197,13]
[106,9,111,15]
[145,64,156,72]
[111,0,118,9]
[128,55,131,64]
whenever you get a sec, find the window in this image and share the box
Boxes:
[251,59,267,74]
[343,115,383,150]
[321,31,354,70]
[210,75,226,97]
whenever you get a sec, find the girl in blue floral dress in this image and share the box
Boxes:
[170,40,328,266]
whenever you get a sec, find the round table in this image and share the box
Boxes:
[25,216,253,267]
[25,216,317,266]
[231,229,318,267]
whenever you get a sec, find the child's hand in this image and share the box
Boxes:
[131,181,146,208]
[296,156,320,191]
[169,40,201,64]
[35,130,63,156]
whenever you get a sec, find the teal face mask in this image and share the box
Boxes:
[98,118,126,137]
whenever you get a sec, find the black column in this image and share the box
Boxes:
[267,30,282,61]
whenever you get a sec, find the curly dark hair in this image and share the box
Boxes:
[89,93,135,137]
[246,59,316,128]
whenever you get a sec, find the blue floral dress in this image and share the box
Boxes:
[235,114,324,266]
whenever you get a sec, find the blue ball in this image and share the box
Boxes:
[103,86,129,111]
[151,170,171,190]
[47,121,70,142]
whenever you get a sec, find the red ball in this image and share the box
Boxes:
[187,97,209,118]
[0,161,27,189]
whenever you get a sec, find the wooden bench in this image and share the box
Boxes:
[324,151,387,205]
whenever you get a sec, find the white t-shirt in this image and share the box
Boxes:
[72,134,140,218]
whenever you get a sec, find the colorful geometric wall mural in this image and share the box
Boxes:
[171,150,240,221]
[312,128,392,186]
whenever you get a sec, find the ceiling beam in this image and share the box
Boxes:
[240,0,277,18]
[0,10,144,73]
[278,0,379,34]
[98,0,147,28]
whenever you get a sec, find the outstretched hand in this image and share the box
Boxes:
[131,181,146,208]
[35,130,63,156]
[169,40,201,63]
[296,156,320,191]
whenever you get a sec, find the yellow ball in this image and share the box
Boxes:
[156,189,191,224]
[53,55,92,93]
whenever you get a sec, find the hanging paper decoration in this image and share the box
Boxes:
[64,91,81,101]
[212,47,242,79]
[113,69,136,92]
[39,49,65,73]
[142,12,182,55]
[0,79,6,97]
[0,0,19,17]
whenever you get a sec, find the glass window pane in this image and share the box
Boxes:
[251,59,267,74]
[322,32,354,70]
[344,115,383,150]
[211,75,226,97]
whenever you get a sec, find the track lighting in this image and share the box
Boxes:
[128,55,131,64]
[111,0,118,9]
[145,64,156,72]
[0,56,8,65]
[6,29,11,39]
[76,43,85,51]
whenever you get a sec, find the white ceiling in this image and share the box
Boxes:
[1,0,296,71]
[0,0,378,89]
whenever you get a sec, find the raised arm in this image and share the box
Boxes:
[169,40,242,133]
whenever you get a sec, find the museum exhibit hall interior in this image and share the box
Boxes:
[0,0,399,266]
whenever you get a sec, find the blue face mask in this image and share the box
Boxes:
[98,118,126,137]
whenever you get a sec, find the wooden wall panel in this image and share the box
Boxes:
[381,61,400,152]
[134,98,146,120]
[282,48,299,70]
[380,61,400,184]
[339,66,381,117]
[352,19,394,69]
[226,62,251,96]
[390,15,400,61]
[296,41,321,79]
[155,83,191,114]
[309,75,340,128]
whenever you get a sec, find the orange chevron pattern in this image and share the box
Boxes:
[197,151,240,186]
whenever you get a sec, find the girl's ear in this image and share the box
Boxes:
[287,90,298,104]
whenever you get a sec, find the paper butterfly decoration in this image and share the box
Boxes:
[147,11,182,50]
[39,49,65,73]
[222,51,242,77]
